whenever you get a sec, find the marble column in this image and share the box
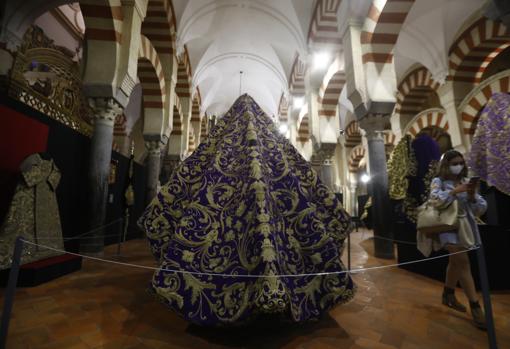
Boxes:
[144,136,164,204]
[82,98,122,255]
[310,153,322,177]
[318,143,337,190]
[160,154,181,183]
[360,114,394,259]
[349,183,358,217]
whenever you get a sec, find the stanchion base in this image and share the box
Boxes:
[0,254,82,287]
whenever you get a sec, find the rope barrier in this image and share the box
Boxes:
[19,239,479,279]
[0,217,127,243]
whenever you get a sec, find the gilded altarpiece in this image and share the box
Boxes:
[8,26,92,136]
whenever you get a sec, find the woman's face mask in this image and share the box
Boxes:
[449,164,464,175]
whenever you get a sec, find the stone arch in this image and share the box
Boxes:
[318,69,346,118]
[361,0,416,65]
[289,55,306,97]
[176,46,192,98]
[404,108,449,137]
[141,0,176,56]
[2,0,123,92]
[200,116,209,140]
[449,16,510,84]
[395,67,441,117]
[344,121,362,148]
[458,69,510,136]
[297,114,310,143]
[308,0,342,50]
[348,145,366,173]
[138,35,165,134]
[278,93,289,123]
[188,125,196,152]
[172,94,183,135]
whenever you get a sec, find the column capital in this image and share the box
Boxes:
[89,97,123,126]
[318,142,337,164]
[144,134,165,155]
[359,113,390,141]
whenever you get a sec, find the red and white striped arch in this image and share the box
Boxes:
[172,94,183,136]
[297,114,311,143]
[289,55,307,97]
[114,114,127,136]
[172,106,182,135]
[200,117,209,140]
[80,0,123,44]
[361,0,416,64]
[191,97,201,123]
[138,35,166,116]
[344,121,362,147]
[448,17,510,84]
[395,67,440,117]
[384,131,396,146]
[307,0,342,50]
[348,145,366,173]
[141,0,176,55]
[188,125,196,152]
[278,93,289,123]
[176,45,193,98]
[318,70,346,118]
[404,108,448,137]
[459,70,510,136]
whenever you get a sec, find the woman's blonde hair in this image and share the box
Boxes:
[437,149,468,180]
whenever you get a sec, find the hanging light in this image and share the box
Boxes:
[361,173,371,183]
[313,52,330,69]
[293,97,304,109]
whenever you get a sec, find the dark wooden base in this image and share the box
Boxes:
[0,253,82,287]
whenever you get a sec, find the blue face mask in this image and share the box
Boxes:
[449,164,464,175]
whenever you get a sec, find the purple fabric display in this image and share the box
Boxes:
[467,92,510,196]
[138,94,355,326]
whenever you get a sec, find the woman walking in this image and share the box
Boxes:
[418,150,487,329]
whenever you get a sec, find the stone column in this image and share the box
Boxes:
[160,154,181,180]
[360,114,394,259]
[82,98,122,255]
[349,183,358,217]
[144,135,164,204]
[318,143,337,190]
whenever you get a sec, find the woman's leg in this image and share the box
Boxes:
[445,245,461,289]
[442,246,466,312]
[456,251,478,302]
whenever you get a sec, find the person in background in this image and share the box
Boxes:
[426,150,487,329]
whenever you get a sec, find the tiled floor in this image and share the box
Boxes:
[1,230,509,349]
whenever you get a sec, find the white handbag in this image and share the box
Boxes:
[416,199,459,235]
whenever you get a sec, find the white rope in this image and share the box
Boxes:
[19,239,479,279]
[34,218,125,241]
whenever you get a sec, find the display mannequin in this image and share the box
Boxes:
[0,153,65,269]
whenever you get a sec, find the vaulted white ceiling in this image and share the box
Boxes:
[172,0,316,117]
[394,0,487,83]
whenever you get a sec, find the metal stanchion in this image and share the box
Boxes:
[475,244,498,349]
[347,229,351,271]
[116,208,130,257]
[0,237,24,349]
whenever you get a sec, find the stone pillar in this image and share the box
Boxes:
[360,114,394,259]
[310,153,322,177]
[144,136,164,204]
[349,182,358,217]
[160,154,181,184]
[318,143,337,190]
[82,98,122,255]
